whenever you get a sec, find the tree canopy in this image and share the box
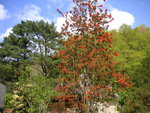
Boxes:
[0,20,61,83]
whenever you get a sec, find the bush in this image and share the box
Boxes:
[5,76,58,113]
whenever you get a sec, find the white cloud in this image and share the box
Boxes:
[0,4,10,20]
[108,8,135,30]
[17,5,51,23]
[0,27,12,40]
[56,17,65,32]
[55,13,75,33]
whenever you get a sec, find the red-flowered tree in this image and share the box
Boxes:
[53,0,132,112]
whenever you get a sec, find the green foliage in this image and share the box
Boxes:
[0,34,31,82]
[5,76,58,113]
[24,20,61,77]
[0,20,61,83]
[118,84,150,113]
[112,24,147,75]
[111,24,150,113]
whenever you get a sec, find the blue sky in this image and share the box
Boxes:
[0,0,150,41]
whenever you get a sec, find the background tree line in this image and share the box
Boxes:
[0,20,149,112]
[111,24,150,113]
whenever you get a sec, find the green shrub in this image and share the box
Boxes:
[5,76,58,113]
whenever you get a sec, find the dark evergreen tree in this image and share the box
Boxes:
[0,32,31,82]
[0,20,61,83]
[27,20,61,77]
